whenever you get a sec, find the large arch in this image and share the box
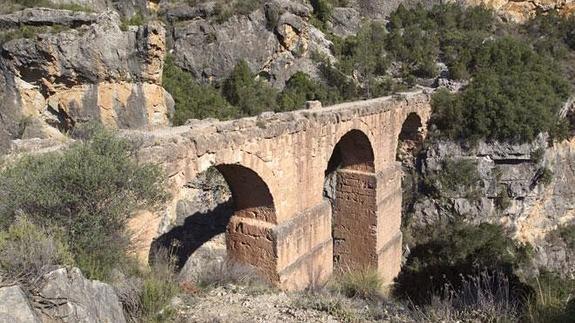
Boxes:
[325,129,378,272]
[151,163,278,283]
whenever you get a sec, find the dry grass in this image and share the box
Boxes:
[331,268,384,301]
[410,271,520,322]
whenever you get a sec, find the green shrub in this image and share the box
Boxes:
[333,268,383,300]
[0,216,74,284]
[423,158,481,199]
[222,60,278,116]
[0,124,169,280]
[496,187,512,211]
[293,292,358,322]
[277,72,337,111]
[162,55,239,125]
[140,252,180,322]
[538,167,554,186]
[310,0,332,24]
[430,38,570,143]
[1,0,92,13]
[195,260,268,294]
[121,12,146,31]
[558,224,575,250]
[395,222,533,305]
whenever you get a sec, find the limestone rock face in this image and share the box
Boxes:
[410,136,575,276]
[38,267,126,323]
[0,8,99,30]
[0,286,42,323]
[0,9,173,143]
[462,0,575,23]
[169,0,333,88]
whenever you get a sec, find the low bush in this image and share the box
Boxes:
[0,124,169,280]
[558,224,575,250]
[0,216,74,285]
[277,72,338,111]
[293,292,358,322]
[162,55,239,125]
[423,158,482,199]
[221,60,279,116]
[1,0,93,13]
[395,222,533,305]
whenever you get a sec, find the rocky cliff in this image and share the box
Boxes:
[405,135,575,277]
[0,8,174,152]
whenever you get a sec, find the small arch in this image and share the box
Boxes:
[150,164,277,282]
[396,112,424,166]
[324,129,377,272]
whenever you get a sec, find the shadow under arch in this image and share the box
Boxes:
[324,129,377,272]
[396,112,424,166]
[150,163,277,280]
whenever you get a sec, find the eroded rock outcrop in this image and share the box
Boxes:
[0,286,42,323]
[0,9,173,146]
[37,267,126,323]
[408,136,575,277]
[464,0,575,23]
[167,0,333,88]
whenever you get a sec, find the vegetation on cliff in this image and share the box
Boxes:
[0,125,179,322]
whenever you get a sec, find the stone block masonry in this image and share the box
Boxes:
[129,90,432,290]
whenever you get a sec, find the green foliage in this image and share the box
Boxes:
[162,55,238,125]
[310,0,332,24]
[538,167,554,186]
[277,72,337,111]
[524,10,575,59]
[120,12,147,31]
[387,4,495,79]
[0,124,169,280]
[140,254,180,322]
[222,60,278,115]
[0,25,68,44]
[333,268,383,300]
[293,292,357,322]
[1,0,92,13]
[0,216,74,282]
[430,38,570,143]
[423,158,481,199]
[558,224,575,250]
[496,187,512,211]
[395,222,533,305]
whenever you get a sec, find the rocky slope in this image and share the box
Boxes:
[405,134,575,277]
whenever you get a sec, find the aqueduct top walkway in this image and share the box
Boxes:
[132,90,432,290]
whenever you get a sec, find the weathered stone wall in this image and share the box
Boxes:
[128,90,432,290]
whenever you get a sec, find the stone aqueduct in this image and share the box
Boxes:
[134,91,432,290]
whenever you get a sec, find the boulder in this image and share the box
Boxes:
[38,267,126,323]
[0,286,41,323]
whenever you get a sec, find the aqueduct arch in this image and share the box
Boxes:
[134,91,432,290]
[325,130,378,272]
